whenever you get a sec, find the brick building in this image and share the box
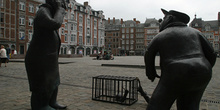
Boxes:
[0,0,17,54]
[190,14,220,54]
[0,0,41,55]
[59,1,105,56]
[104,17,122,55]
[135,23,145,55]
[121,18,140,55]
[1,0,105,56]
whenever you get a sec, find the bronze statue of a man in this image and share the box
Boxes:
[25,0,67,109]
[145,9,216,110]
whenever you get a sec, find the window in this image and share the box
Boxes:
[94,29,97,37]
[130,28,134,33]
[29,18,33,26]
[70,34,74,42]
[71,14,74,20]
[130,34,133,38]
[19,31,25,40]
[0,28,3,37]
[205,25,211,31]
[0,0,3,7]
[19,17,25,25]
[122,28,125,33]
[79,16,83,23]
[87,38,90,44]
[215,43,219,50]
[64,34,68,42]
[126,34,129,38]
[122,34,125,38]
[126,40,129,44]
[150,23,156,27]
[74,35,76,42]
[28,31,33,41]
[19,2,25,11]
[79,26,83,32]
[70,24,74,30]
[126,28,129,33]
[74,24,77,31]
[130,44,133,49]
[29,4,34,13]
[87,18,90,25]
[94,38,97,45]
[94,20,97,27]
[65,23,67,30]
[195,23,198,27]
[61,28,64,34]
[87,28,90,34]
[0,13,4,22]
[215,36,219,41]
[79,36,82,45]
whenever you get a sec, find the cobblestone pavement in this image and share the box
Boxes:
[0,56,220,110]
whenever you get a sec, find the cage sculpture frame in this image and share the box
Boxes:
[92,75,139,105]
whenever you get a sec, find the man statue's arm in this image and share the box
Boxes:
[199,33,217,67]
[144,38,160,82]
[35,6,66,30]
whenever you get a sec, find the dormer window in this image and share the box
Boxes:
[195,23,198,27]
[150,23,156,27]
[205,25,211,31]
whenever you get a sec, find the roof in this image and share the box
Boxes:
[144,18,160,27]
[190,17,219,31]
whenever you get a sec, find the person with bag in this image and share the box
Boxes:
[0,45,8,67]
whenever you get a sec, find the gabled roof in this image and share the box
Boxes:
[190,17,219,31]
[190,18,203,28]
[144,18,159,27]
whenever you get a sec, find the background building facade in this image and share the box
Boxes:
[59,1,105,56]
[1,0,219,56]
[190,14,220,55]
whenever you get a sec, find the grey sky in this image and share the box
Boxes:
[38,0,220,23]
[76,0,220,23]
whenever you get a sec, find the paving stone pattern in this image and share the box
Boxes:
[0,56,220,110]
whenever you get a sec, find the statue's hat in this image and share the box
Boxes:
[161,8,190,24]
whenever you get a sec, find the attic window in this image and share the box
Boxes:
[205,25,211,31]
[150,23,156,27]
[195,23,198,27]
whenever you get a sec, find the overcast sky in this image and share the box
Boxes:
[75,0,220,23]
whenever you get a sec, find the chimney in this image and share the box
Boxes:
[84,2,88,6]
[218,12,220,26]
[218,12,220,21]
[136,21,140,24]
[121,18,123,24]
[113,17,115,24]
[133,18,136,22]
[108,18,110,24]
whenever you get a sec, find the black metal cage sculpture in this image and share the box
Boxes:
[92,75,138,105]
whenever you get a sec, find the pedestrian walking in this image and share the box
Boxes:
[0,45,8,67]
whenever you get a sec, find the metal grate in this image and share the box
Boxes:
[92,75,139,105]
[201,99,220,104]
